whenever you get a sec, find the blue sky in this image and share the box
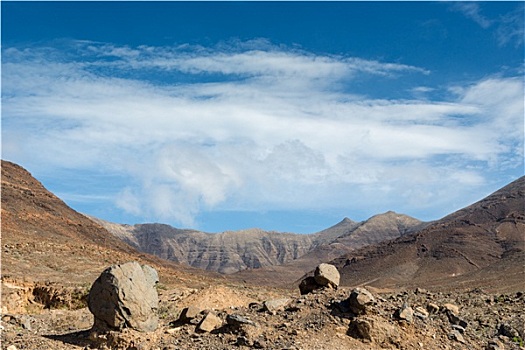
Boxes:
[2,2,524,233]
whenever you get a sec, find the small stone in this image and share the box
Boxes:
[263,298,291,314]
[7,345,18,350]
[197,312,222,332]
[449,330,465,343]
[179,306,201,322]
[442,303,459,316]
[347,288,375,315]
[427,303,440,314]
[396,305,414,323]
[414,306,429,319]
[226,314,256,327]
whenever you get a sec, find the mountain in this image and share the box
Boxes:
[98,212,423,275]
[1,160,219,312]
[230,211,425,286]
[328,176,525,292]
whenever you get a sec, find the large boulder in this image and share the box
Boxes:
[88,261,159,332]
[314,263,340,288]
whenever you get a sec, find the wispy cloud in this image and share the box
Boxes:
[496,4,525,47]
[451,2,493,29]
[2,41,523,226]
[451,2,524,47]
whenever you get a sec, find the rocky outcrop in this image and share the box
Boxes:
[88,262,159,332]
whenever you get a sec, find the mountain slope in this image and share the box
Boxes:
[329,176,525,292]
[1,160,221,313]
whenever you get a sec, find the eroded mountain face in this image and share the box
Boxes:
[96,211,424,275]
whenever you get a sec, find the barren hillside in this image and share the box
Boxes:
[329,176,525,292]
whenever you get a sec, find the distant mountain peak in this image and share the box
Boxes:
[340,217,355,224]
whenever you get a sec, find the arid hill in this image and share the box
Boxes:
[328,176,525,293]
[0,160,223,313]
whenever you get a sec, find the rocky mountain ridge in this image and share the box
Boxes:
[96,211,423,274]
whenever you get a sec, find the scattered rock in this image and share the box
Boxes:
[226,314,256,327]
[442,303,460,316]
[197,312,222,332]
[414,306,429,319]
[179,305,201,323]
[427,302,440,314]
[314,263,340,289]
[449,329,466,344]
[396,304,414,323]
[87,261,159,332]
[263,298,291,315]
[347,288,375,315]
[486,339,505,350]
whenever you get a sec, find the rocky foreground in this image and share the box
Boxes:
[2,277,523,350]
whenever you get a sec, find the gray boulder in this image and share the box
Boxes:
[314,263,340,288]
[88,261,159,332]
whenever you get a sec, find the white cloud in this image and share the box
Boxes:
[451,2,493,29]
[2,41,523,226]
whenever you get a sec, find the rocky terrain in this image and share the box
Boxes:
[1,160,524,350]
[95,212,423,275]
[2,279,524,349]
